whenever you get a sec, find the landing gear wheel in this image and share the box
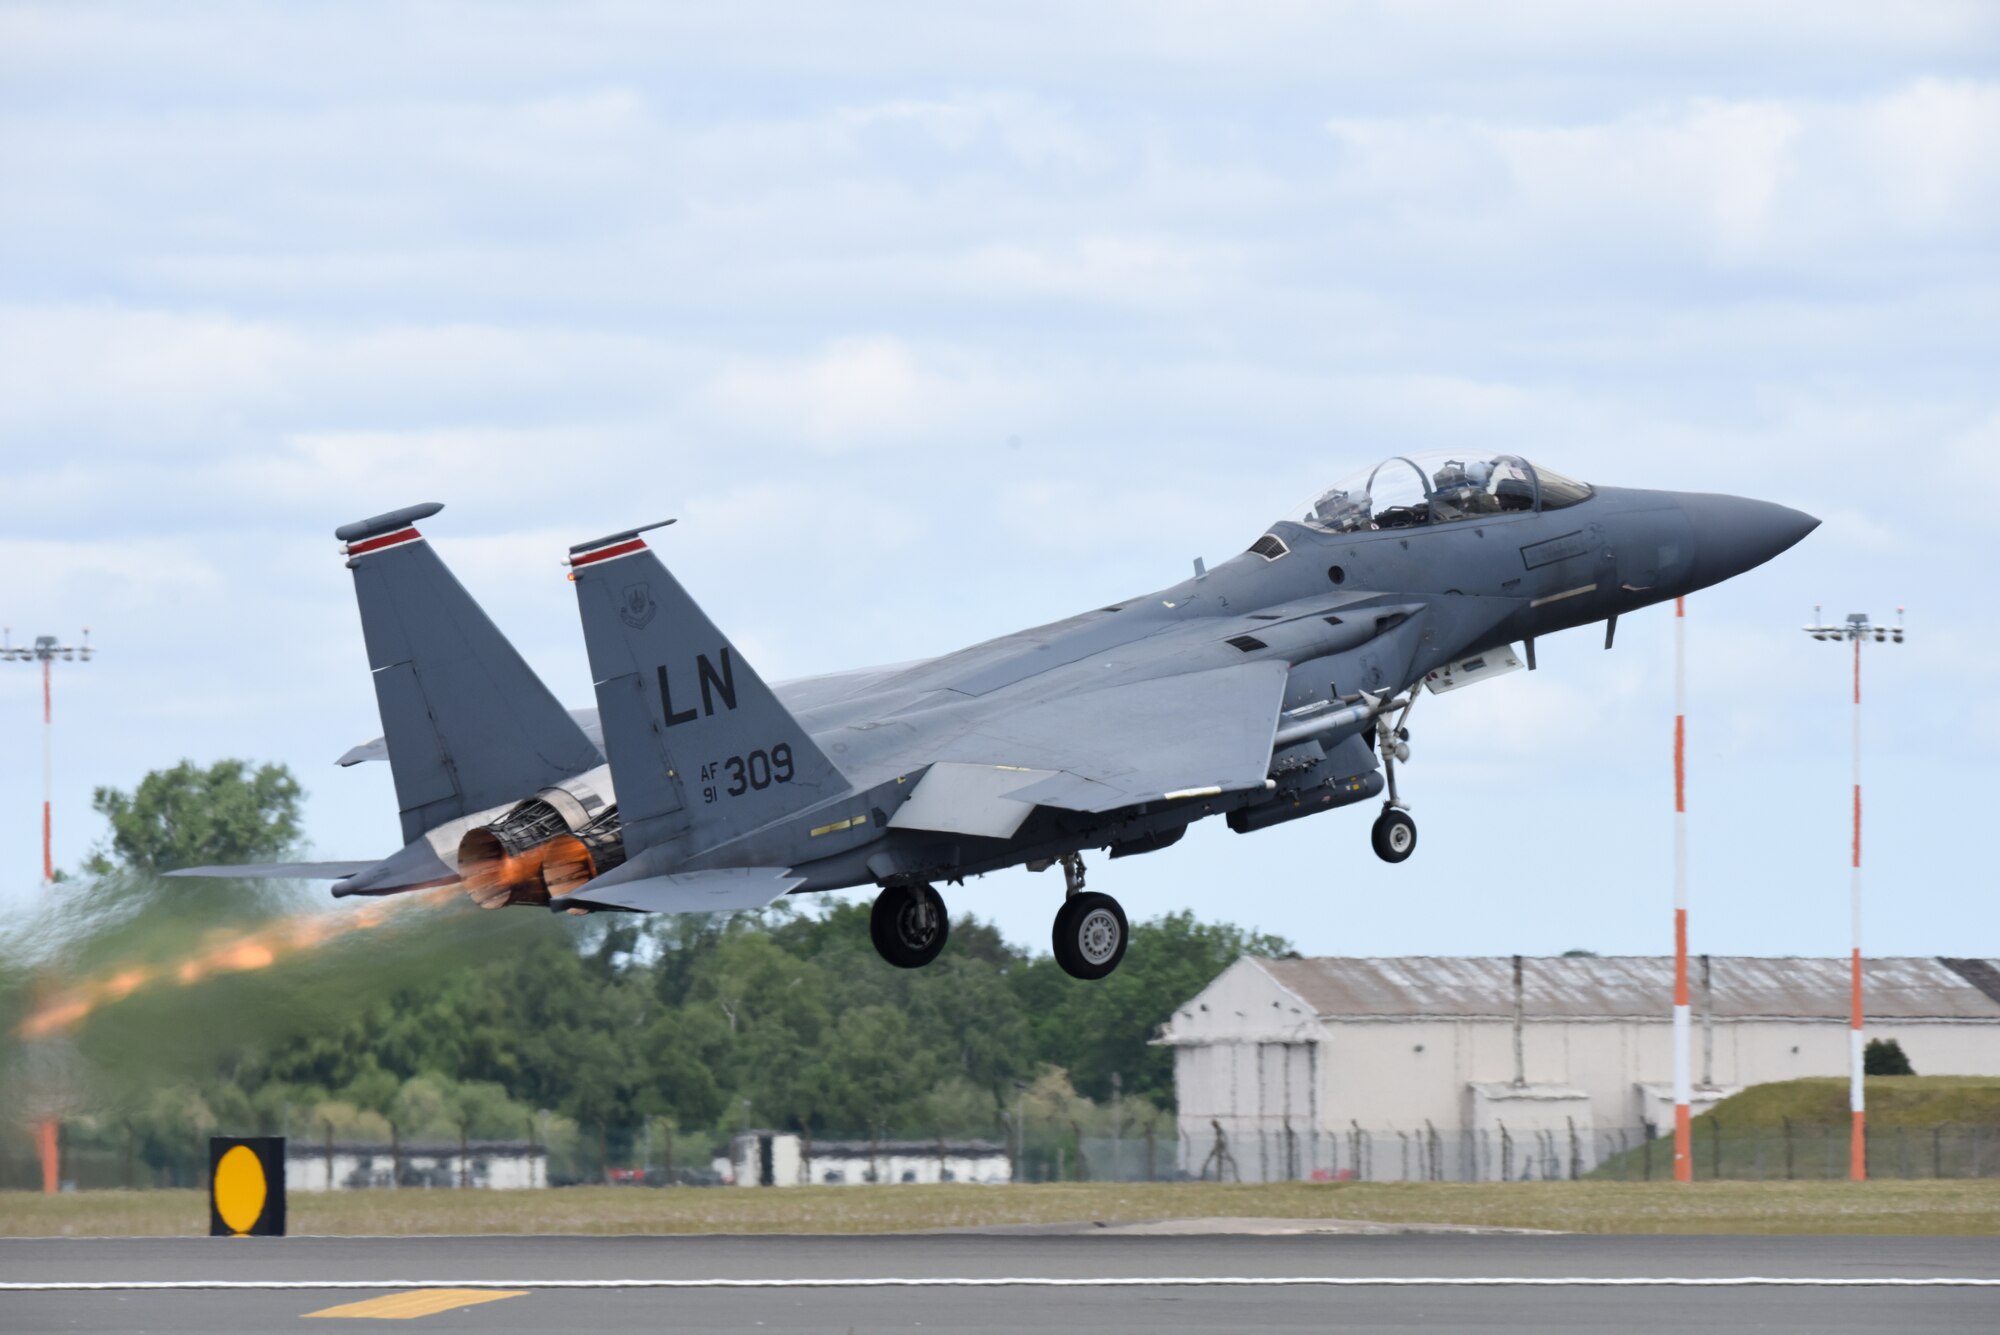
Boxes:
[870,883,949,968]
[1052,891,1128,981]
[1371,808,1417,864]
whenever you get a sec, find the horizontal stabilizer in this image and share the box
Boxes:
[564,865,802,915]
[330,836,460,897]
[164,861,379,880]
[335,738,387,767]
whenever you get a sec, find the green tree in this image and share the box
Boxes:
[86,759,303,875]
[1864,1037,1915,1076]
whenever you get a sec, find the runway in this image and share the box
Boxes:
[3,1232,1996,1332]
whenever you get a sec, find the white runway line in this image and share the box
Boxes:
[4,1276,1998,1291]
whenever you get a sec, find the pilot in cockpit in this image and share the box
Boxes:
[1310,487,1373,532]
[1430,458,1495,519]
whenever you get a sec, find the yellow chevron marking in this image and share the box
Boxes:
[304,1289,527,1320]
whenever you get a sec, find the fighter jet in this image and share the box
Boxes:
[171,502,611,908]
[466,453,1815,980]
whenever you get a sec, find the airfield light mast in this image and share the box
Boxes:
[1671,598,1692,1182]
[2,628,95,885]
[3,628,94,1197]
[1802,605,1904,1181]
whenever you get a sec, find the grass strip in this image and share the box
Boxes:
[2,1179,1997,1238]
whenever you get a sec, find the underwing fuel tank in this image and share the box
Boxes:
[1230,734,1384,835]
[1228,769,1383,834]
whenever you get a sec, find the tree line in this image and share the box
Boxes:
[2,760,1286,1186]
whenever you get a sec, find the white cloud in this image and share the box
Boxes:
[948,235,1235,310]
[1844,78,2000,232]
[0,537,223,606]
[1324,80,1999,270]
[0,3,1991,953]
[698,337,1028,452]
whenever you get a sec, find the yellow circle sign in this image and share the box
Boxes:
[212,1144,268,1235]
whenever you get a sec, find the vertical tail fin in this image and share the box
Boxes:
[566,522,848,858]
[338,504,601,844]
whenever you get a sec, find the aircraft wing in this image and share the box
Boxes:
[894,659,1292,829]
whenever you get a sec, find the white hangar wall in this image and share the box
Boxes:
[1161,956,2000,1183]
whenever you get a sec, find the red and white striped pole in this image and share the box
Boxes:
[1672,596,1692,1182]
[3,629,92,885]
[3,629,94,1196]
[1848,628,1865,1181]
[42,652,54,885]
[1806,605,1903,1183]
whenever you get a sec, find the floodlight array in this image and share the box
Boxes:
[0,628,94,662]
[1802,606,1905,644]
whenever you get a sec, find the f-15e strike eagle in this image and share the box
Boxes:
[176,455,1815,980]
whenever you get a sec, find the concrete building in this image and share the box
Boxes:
[284,1141,547,1191]
[729,1132,1011,1186]
[1159,956,2000,1182]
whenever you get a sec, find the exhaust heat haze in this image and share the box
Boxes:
[16,887,459,1040]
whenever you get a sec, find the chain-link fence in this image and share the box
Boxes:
[9,1119,1997,1190]
[1176,1120,1600,1182]
[1172,1122,2000,1183]
[1593,1121,2000,1181]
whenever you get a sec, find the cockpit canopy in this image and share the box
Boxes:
[1294,454,1593,535]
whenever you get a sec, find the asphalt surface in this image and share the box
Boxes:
[3,1233,1997,1332]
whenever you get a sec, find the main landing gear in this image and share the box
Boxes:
[870,854,1130,981]
[1050,853,1128,981]
[869,882,949,968]
[1370,691,1420,865]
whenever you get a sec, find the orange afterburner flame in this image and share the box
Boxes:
[539,835,597,899]
[15,887,458,1040]
[456,829,555,910]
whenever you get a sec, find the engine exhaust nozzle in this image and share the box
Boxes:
[457,823,556,910]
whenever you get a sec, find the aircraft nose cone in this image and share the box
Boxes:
[1679,493,1820,591]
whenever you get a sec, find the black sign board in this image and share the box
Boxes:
[208,1136,286,1237]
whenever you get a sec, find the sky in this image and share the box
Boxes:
[0,1,1994,960]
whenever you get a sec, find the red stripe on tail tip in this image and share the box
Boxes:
[570,538,646,568]
[345,527,421,556]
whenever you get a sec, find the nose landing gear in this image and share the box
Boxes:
[870,882,949,968]
[1371,807,1417,863]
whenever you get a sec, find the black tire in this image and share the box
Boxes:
[1371,808,1417,864]
[1052,891,1128,981]
[870,883,948,968]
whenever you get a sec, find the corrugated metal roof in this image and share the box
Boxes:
[1253,956,2000,1021]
